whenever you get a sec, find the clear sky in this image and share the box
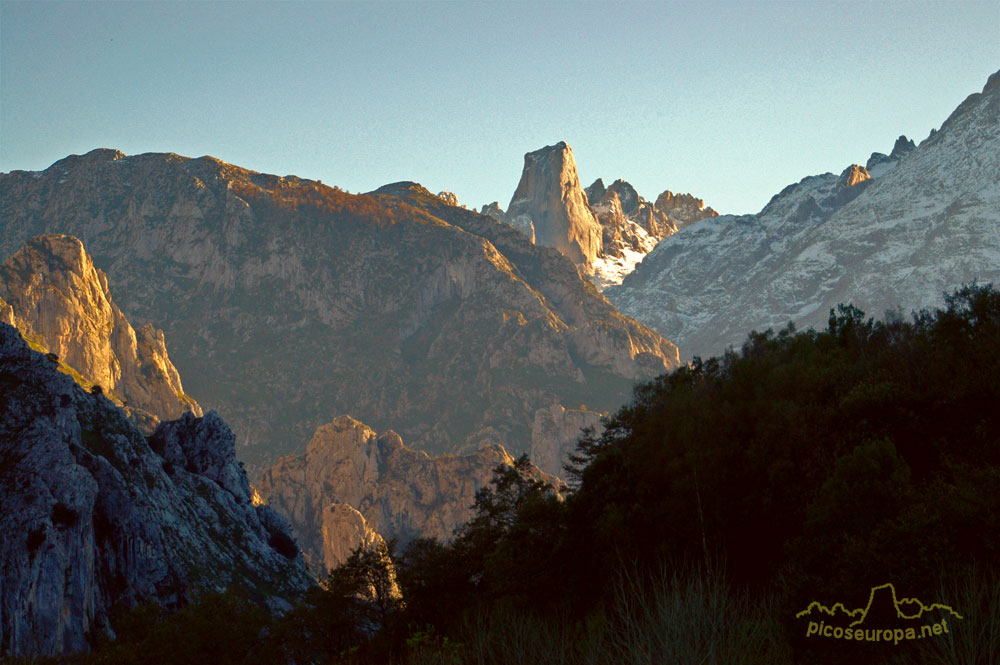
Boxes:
[1,1,997,215]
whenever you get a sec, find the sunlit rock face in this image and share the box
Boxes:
[0,235,201,431]
[321,503,386,573]
[499,143,718,289]
[652,190,719,230]
[506,141,604,267]
[0,156,677,472]
[437,190,460,207]
[609,70,1000,360]
[0,323,310,658]
[258,415,563,573]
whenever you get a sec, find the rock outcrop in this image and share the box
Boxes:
[479,201,505,222]
[865,134,916,177]
[321,503,387,573]
[653,190,719,229]
[0,156,678,472]
[0,235,201,430]
[498,143,717,288]
[0,323,310,658]
[528,404,604,478]
[608,71,1000,359]
[505,141,603,266]
[258,416,563,572]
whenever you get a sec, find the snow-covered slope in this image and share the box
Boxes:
[608,70,1000,360]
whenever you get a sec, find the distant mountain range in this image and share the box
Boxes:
[608,70,1000,359]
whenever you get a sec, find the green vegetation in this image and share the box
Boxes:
[7,285,998,664]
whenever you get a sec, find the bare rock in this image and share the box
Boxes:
[258,415,563,573]
[0,235,201,430]
[0,322,309,657]
[506,141,603,266]
[321,503,386,571]
[437,191,460,207]
[653,190,719,229]
[479,201,505,221]
[529,404,604,477]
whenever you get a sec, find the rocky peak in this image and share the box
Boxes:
[437,190,460,207]
[148,411,251,501]
[584,178,606,205]
[889,135,916,160]
[866,135,915,177]
[607,70,1000,361]
[653,190,719,228]
[479,201,505,221]
[838,164,872,189]
[606,179,641,215]
[505,141,603,267]
[0,235,201,431]
[259,415,563,572]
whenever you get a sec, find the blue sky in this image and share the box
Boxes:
[1,1,997,215]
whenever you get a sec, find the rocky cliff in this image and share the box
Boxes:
[500,143,717,288]
[258,415,563,572]
[528,404,604,478]
[0,235,201,431]
[0,322,310,657]
[608,70,1000,359]
[652,190,719,229]
[505,141,604,266]
[0,151,679,472]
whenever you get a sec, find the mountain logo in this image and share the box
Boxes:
[796,583,962,645]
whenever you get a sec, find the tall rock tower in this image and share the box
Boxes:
[506,141,603,267]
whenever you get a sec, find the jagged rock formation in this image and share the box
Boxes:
[500,143,717,288]
[528,404,604,478]
[479,201,505,222]
[588,190,660,290]
[584,178,606,204]
[653,190,719,229]
[0,323,310,658]
[0,156,677,472]
[258,416,562,572]
[608,71,1000,359]
[505,141,603,266]
[437,190,461,207]
[0,235,201,431]
[866,135,916,177]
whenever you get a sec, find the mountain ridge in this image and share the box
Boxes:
[0,154,678,472]
[608,69,1000,359]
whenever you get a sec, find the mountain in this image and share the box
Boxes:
[499,142,717,288]
[0,322,310,657]
[505,141,604,266]
[608,70,1000,359]
[0,156,678,472]
[0,234,201,431]
[258,415,562,573]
